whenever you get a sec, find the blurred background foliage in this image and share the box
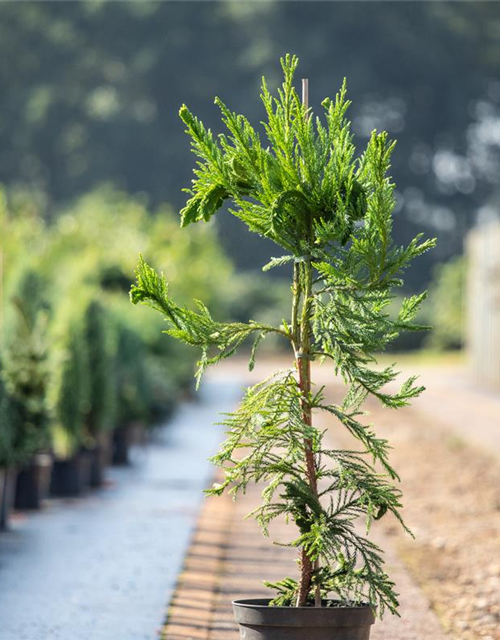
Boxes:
[0,1,496,466]
[0,187,232,463]
[425,256,466,351]
[0,2,499,286]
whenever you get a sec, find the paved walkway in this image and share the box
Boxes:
[0,381,241,640]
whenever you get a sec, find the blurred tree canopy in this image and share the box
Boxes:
[1,1,499,288]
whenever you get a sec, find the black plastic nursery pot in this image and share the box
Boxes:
[232,599,375,640]
[89,432,112,487]
[0,467,17,530]
[112,422,145,466]
[15,453,53,510]
[50,450,93,497]
[112,424,132,466]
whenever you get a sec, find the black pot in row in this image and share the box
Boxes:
[0,423,144,531]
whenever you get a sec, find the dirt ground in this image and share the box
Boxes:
[366,397,500,640]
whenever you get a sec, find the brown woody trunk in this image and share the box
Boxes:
[294,258,321,607]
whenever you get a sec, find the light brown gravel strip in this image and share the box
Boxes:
[371,398,500,640]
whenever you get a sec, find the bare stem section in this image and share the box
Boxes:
[294,258,322,607]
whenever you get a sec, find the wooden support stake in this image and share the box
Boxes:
[302,78,309,115]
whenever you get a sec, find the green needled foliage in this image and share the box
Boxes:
[131,55,435,617]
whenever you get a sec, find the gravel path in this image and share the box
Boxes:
[322,362,500,640]
[371,394,500,640]
[0,381,240,640]
[394,363,500,459]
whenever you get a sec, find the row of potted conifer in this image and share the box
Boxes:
[0,265,167,528]
[0,187,230,529]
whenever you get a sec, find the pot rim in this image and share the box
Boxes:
[232,597,372,611]
[232,598,375,627]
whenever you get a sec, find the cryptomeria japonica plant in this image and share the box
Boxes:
[131,55,434,631]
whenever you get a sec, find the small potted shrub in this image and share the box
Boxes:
[82,299,117,486]
[48,300,92,496]
[0,361,15,529]
[112,317,151,465]
[131,56,434,636]
[3,267,53,510]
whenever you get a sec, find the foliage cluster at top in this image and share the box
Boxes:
[131,55,435,616]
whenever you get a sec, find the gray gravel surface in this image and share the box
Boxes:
[0,380,241,640]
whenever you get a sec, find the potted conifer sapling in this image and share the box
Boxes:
[131,56,435,638]
[4,268,52,512]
